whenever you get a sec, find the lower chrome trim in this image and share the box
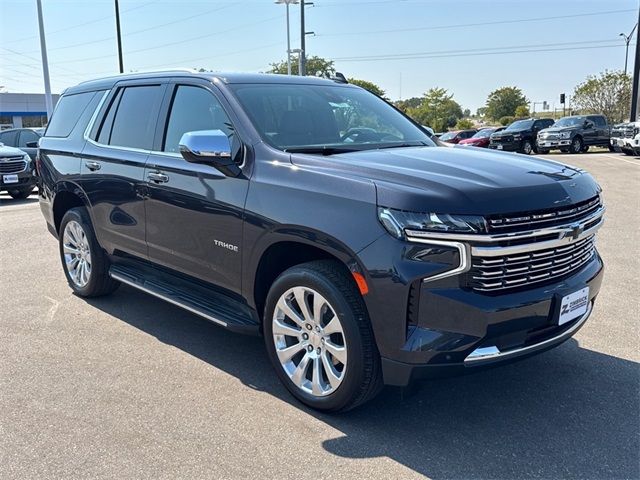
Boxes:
[464,301,593,366]
[407,237,470,283]
[110,272,228,327]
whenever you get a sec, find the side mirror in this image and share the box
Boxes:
[584,121,593,129]
[178,130,240,177]
[25,141,39,148]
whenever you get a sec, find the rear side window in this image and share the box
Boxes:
[102,85,163,150]
[588,115,606,127]
[46,91,96,137]
[0,130,18,146]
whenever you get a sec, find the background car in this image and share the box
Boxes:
[536,115,610,154]
[458,126,505,148]
[440,129,478,144]
[619,122,639,156]
[0,143,37,199]
[0,128,44,161]
[489,118,554,154]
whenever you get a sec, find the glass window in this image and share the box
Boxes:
[108,85,163,149]
[588,116,606,127]
[0,130,18,146]
[163,85,232,153]
[46,91,96,137]
[231,84,434,152]
[18,129,41,147]
[505,119,534,131]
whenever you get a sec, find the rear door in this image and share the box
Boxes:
[588,115,608,144]
[143,79,249,294]
[79,80,166,258]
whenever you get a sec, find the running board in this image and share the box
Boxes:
[109,263,260,335]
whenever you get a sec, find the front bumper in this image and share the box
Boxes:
[0,170,37,192]
[537,138,572,149]
[488,140,520,151]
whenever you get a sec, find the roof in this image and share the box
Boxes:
[65,70,352,95]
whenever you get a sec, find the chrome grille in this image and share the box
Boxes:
[0,157,27,174]
[487,196,601,232]
[469,235,596,292]
[491,134,513,143]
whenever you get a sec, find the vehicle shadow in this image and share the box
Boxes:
[86,285,639,479]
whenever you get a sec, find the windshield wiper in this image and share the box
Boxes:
[283,146,360,155]
[375,141,430,149]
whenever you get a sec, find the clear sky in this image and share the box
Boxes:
[0,0,637,111]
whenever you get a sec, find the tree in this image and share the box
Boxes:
[463,108,471,118]
[455,118,475,129]
[407,88,463,132]
[348,78,387,99]
[476,107,487,117]
[514,105,530,118]
[572,70,632,123]
[394,97,423,113]
[268,55,335,77]
[485,86,528,121]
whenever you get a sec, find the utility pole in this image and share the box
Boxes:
[300,0,306,76]
[630,8,640,121]
[620,22,638,76]
[35,0,53,120]
[115,0,124,73]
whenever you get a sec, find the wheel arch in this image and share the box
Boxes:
[52,181,92,234]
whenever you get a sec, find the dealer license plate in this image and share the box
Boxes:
[559,287,589,325]
[2,174,18,184]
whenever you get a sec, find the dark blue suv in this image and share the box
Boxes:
[38,71,604,411]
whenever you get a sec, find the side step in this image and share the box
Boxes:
[109,263,260,335]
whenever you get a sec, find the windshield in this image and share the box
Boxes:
[471,128,495,139]
[505,119,533,131]
[439,131,458,140]
[554,116,584,127]
[230,83,435,152]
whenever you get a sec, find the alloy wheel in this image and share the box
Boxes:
[272,286,347,397]
[62,220,92,288]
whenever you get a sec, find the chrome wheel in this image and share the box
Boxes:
[62,220,92,288]
[272,286,347,397]
[523,140,533,154]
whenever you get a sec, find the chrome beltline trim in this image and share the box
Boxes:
[405,206,604,244]
[464,301,593,365]
[407,237,470,283]
[110,272,228,327]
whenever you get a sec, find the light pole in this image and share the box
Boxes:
[620,22,638,75]
[115,0,124,73]
[35,0,53,120]
[275,0,299,75]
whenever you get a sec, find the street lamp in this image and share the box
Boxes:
[620,22,638,75]
[275,0,299,75]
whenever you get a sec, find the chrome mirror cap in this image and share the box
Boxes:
[178,130,231,160]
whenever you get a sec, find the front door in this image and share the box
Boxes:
[143,82,248,295]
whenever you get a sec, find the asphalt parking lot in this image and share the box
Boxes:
[1,152,638,480]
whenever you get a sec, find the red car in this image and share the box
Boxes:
[458,127,505,148]
[439,129,477,144]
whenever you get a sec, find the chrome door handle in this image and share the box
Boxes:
[85,161,101,171]
[148,172,169,183]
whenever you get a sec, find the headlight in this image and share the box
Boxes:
[559,132,571,139]
[513,134,521,140]
[378,207,486,238]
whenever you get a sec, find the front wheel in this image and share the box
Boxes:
[570,136,583,154]
[264,260,382,412]
[8,187,34,199]
[521,139,533,155]
[59,207,120,297]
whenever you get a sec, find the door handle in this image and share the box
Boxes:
[148,171,169,183]
[85,161,101,171]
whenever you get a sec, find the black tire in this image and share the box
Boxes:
[570,136,583,154]
[581,145,589,153]
[263,260,383,412]
[59,207,120,297]
[608,144,616,152]
[560,148,569,153]
[8,187,34,199]
[521,139,534,155]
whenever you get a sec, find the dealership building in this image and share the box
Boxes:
[0,93,59,129]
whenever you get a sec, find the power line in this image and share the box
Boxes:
[318,8,636,37]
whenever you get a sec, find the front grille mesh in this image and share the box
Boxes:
[0,158,27,174]
[468,235,596,292]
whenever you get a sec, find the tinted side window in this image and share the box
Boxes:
[46,91,96,137]
[588,116,606,127]
[163,85,232,153]
[108,85,163,150]
[0,130,18,146]
[18,129,40,147]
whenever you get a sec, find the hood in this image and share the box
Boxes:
[291,146,599,215]
[458,137,484,145]
[0,145,27,157]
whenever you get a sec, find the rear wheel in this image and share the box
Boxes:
[59,207,119,297]
[264,260,382,412]
[8,187,34,199]
[570,136,583,154]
